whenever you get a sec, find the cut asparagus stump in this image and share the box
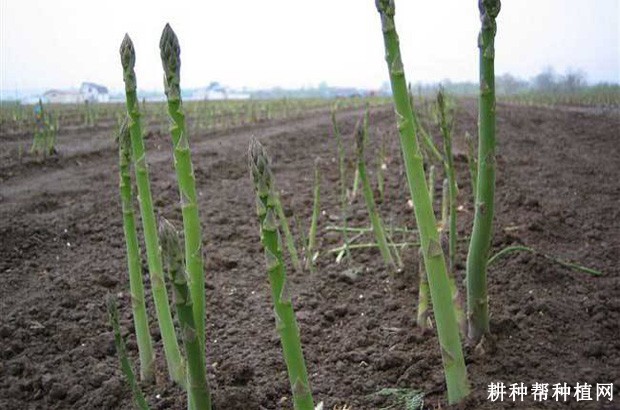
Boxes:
[249,139,314,410]
[120,34,184,384]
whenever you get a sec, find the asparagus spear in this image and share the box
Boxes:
[160,219,212,410]
[375,0,469,403]
[416,248,430,329]
[464,132,478,196]
[466,0,501,344]
[356,112,397,271]
[436,90,466,333]
[331,105,351,262]
[160,24,207,353]
[305,159,321,271]
[120,34,184,384]
[107,296,150,410]
[274,193,303,273]
[248,139,314,410]
[117,118,155,382]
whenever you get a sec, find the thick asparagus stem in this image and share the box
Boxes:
[356,112,397,271]
[375,0,469,403]
[160,220,212,410]
[118,118,155,382]
[249,140,314,410]
[466,0,501,343]
[160,24,206,353]
[107,296,150,410]
[120,34,184,384]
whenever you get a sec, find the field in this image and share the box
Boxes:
[1,98,619,409]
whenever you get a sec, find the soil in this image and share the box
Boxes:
[1,100,619,409]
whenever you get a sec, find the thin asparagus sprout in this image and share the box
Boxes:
[350,167,360,201]
[409,83,443,165]
[294,213,314,271]
[416,248,430,329]
[488,245,603,276]
[160,24,207,352]
[117,118,155,382]
[328,241,419,254]
[464,132,478,196]
[31,99,49,156]
[248,139,314,410]
[466,0,501,343]
[385,228,404,269]
[305,159,321,271]
[376,133,387,202]
[427,165,436,203]
[331,105,351,262]
[375,0,469,403]
[356,112,397,271]
[120,34,184,384]
[437,89,458,273]
[107,296,150,410]
[325,225,417,234]
[160,219,212,410]
[440,178,449,228]
[275,193,303,272]
[437,90,467,334]
[418,166,437,330]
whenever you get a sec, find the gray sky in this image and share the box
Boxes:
[1,0,618,94]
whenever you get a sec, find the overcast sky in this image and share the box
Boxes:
[1,0,618,94]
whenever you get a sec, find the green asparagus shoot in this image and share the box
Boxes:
[159,23,207,355]
[275,193,303,272]
[120,33,185,384]
[466,0,501,343]
[331,105,352,263]
[107,296,150,410]
[437,89,466,333]
[464,132,478,196]
[117,118,155,382]
[356,112,397,271]
[375,0,470,402]
[305,159,321,271]
[248,139,314,410]
[160,219,212,410]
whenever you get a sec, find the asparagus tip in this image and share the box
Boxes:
[159,23,180,66]
[479,0,501,19]
[375,0,395,16]
[119,34,135,70]
[158,218,181,260]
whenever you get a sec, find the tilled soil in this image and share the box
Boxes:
[1,101,619,409]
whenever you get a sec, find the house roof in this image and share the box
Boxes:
[43,89,81,96]
[81,82,109,94]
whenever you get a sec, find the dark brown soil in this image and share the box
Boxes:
[1,101,619,409]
